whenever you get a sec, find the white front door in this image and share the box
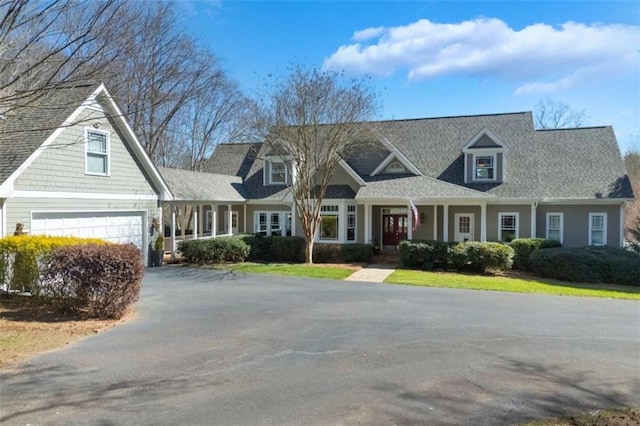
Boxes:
[224,211,239,235]
[454,213,474,242]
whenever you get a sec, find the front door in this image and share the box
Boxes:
[382,214,408,246]
[454,213,474,242]
[224,211,239,234]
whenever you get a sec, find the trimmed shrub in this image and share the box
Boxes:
[449,241,514,272]
[510,238,562,271]
[530,246,640,286]
[0,235,109,293]
[239,234,273,261]
[341,244,374,263]
[313,244,341,263]
[178,237,250,264]
[399,240,451,270]
[271,236,306,263]
[41,244,143,319]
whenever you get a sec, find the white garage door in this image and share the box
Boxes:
[31,211,144,249]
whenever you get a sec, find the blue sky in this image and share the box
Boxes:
[183,1,639,153]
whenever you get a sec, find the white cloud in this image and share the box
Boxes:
[324,18,639,94]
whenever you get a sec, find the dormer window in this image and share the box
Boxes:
[265,160,289,185]
[474,155,495,181]
[383,161,406,174]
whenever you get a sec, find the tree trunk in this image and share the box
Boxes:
[305,239,314,264]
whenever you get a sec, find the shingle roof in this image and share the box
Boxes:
[204,142,261,179]
[158,167,245,202]
[356,175,494,201]
[0,84,98,185]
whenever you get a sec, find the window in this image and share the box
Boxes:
[589,213,607,246]
[498,213,518,242]
[546,213,563,243]
[271,213,281,236]
[347,205,356,241]
[254,211,290,236]
[474,155,495,180]
[320,204,339,240]
[269,162,287,184]
[286,213,292,236]
[256,213,268,235]
[383,161,406,174]
[86,128,109,175]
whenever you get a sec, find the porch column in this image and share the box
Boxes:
[212,205,217,237]
[480,202,487,242]
[227,204,233,235]
[193,204,198,240]
[531,202,537,238]
[443,204,449,242]
[364,204,371,244]
[433,205,438,241]
[290,204,296,236]
[407,201,413,240]
[171,205,177,258]
[198,205,203,237]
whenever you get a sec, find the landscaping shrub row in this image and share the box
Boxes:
[178,237,250,264]
[399,240,514,273]
[509,238,562,271]
[530,246,640,286]
[0,235,142,319]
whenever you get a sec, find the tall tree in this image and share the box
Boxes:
[624,140,640,248]
[534,97,587,129]
[253,65,379,263]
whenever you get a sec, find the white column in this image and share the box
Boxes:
[227,204,233,235]
[364,204,371,244]
[407,202,413,240]
[171,205,177,258]
[531,202,537,238]
[212,205,217,237]
[480,202,487,242]
[290,203,296,236]
[443,204,449,242]
[433,205,438,241]
[193,205,198,239]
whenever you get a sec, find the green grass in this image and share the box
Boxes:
[227,263,355,280]
[385,269,640,300]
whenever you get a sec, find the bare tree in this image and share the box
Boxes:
[534,97,587,129]
[624,140,640,248]
[253,65,379,263]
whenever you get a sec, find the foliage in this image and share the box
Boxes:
[509,238,562,271]
[178,237,250,264]
[155,233,164,251]
[449,241,514,273]
[340,244,374,263]
[386,270,640,300]
[270,236,306,263]
[239,234,273,261]
[530,246,640,286]
[0,235,108,293]
[312,244,342,263]
[399,240,451,270]
[41,244,144,319]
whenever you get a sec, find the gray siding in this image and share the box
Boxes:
[536,204,622,247]
[465,152,504,183]
[486,205,532,241]
[15,109,157,195]
[356,205,364,244]
[412,205,435,240]
[246,204,291,235]
[448,206,482,241]
[327,166,361,192]
[470,134,502,148]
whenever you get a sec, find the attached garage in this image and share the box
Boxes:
[31,211,146,249]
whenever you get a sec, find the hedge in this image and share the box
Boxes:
[41,244,144,319]
[509,238,562,271]
[0,235,109,293]
[399,240,514,273]
[178,237,250,264]
[530,246,640,286]
[340,244,374,263]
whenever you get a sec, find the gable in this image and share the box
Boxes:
[469,133,502,149]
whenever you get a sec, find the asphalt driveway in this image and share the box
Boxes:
[1,267,639,425]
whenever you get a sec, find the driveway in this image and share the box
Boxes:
[1,267,639,425]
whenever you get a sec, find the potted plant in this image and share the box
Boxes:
[152,233,164,266]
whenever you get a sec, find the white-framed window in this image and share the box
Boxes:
[256,212,268,234]
[85,128,109,175]
[589,213,607,246]
[320,204,339,241]
[498,212,518,242]
[347,205,356,241]
[254,211,291,236]
[270,213,281,236]
[264,161,288,185]
[546,212,563,243]
[383,161,406,174]
[474,154,495,181]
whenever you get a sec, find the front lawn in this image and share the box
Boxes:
[386,269,640,300]
[227,263,356,280]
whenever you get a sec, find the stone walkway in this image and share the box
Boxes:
[344,263,397,283]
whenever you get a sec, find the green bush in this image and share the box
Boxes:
[399,240,451,270]
[41,243,143,319]
[510,238,562,271]
[530,246,640,286]
[341,244,374,263]
[271,236,306,263]
[239,234,273,261]
[313,244,341,263]
[449,241,514,273]
[178,237,249,264]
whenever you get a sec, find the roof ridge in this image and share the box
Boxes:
[536,126,610,132]
[371,111,531,124]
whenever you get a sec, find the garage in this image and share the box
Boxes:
[30,211,146,249]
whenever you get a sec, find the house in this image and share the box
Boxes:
[166,112,635,255]
[0,83,172,265]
